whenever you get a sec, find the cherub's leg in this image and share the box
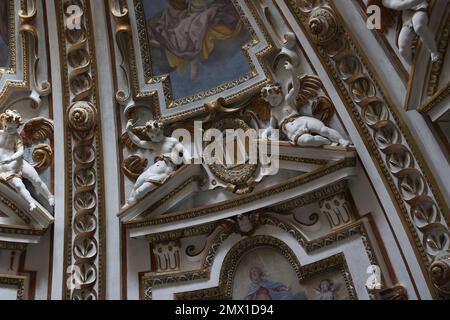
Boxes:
[319,126,351,147]
[398,26,415,64]
[131,182,158,202]
[412,12,439,62]
[22,161,54,206]
[127,173,151,204]
[9,177,36,212]
[297,134,330,147]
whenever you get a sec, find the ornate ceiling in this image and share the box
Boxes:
[0,0,448,300]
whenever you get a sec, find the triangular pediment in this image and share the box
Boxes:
[119,144,357,239]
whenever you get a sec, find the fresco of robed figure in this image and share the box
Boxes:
[232,248,308,300]
[143,0,252,100]
[0,1,9,68]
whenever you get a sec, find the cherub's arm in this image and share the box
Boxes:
[126,119,158,150]
[284,61,300,108]
[382,0,424,10]
[0,138,24,165]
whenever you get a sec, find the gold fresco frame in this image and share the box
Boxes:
[174,236,358,300]
[115,0,274,123]
[124,158,356,228]
[0,0,17,76]
[0,0,30,106]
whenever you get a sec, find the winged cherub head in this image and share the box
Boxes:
[0,110,23,134]
[261,83,283,107]
[144,120,165,142]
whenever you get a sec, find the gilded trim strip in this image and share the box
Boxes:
[56,0,106,300]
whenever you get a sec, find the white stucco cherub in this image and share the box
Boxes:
[0,110,55,211]
[381,0,439,63]
[126,119,189,204]
[261,62,351,148]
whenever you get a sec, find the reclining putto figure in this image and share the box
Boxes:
[261,62,352,148]
[126,119,189,204]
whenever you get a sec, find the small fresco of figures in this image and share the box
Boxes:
[233,249,351,300]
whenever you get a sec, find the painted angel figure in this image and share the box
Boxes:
[126,119,189,204]
[260,61,352,148]
[0,110,54,212]
[313,279,342,300]
[244,267,308,300]
[374,0,439,63]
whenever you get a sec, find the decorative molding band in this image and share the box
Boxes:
[0,241,28,251]
[145,222,218,244]
[0,225,45,237]
[0,193,31,225]
[56,0,106,300]
[269,179,347,213]
[285,0,450,298]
